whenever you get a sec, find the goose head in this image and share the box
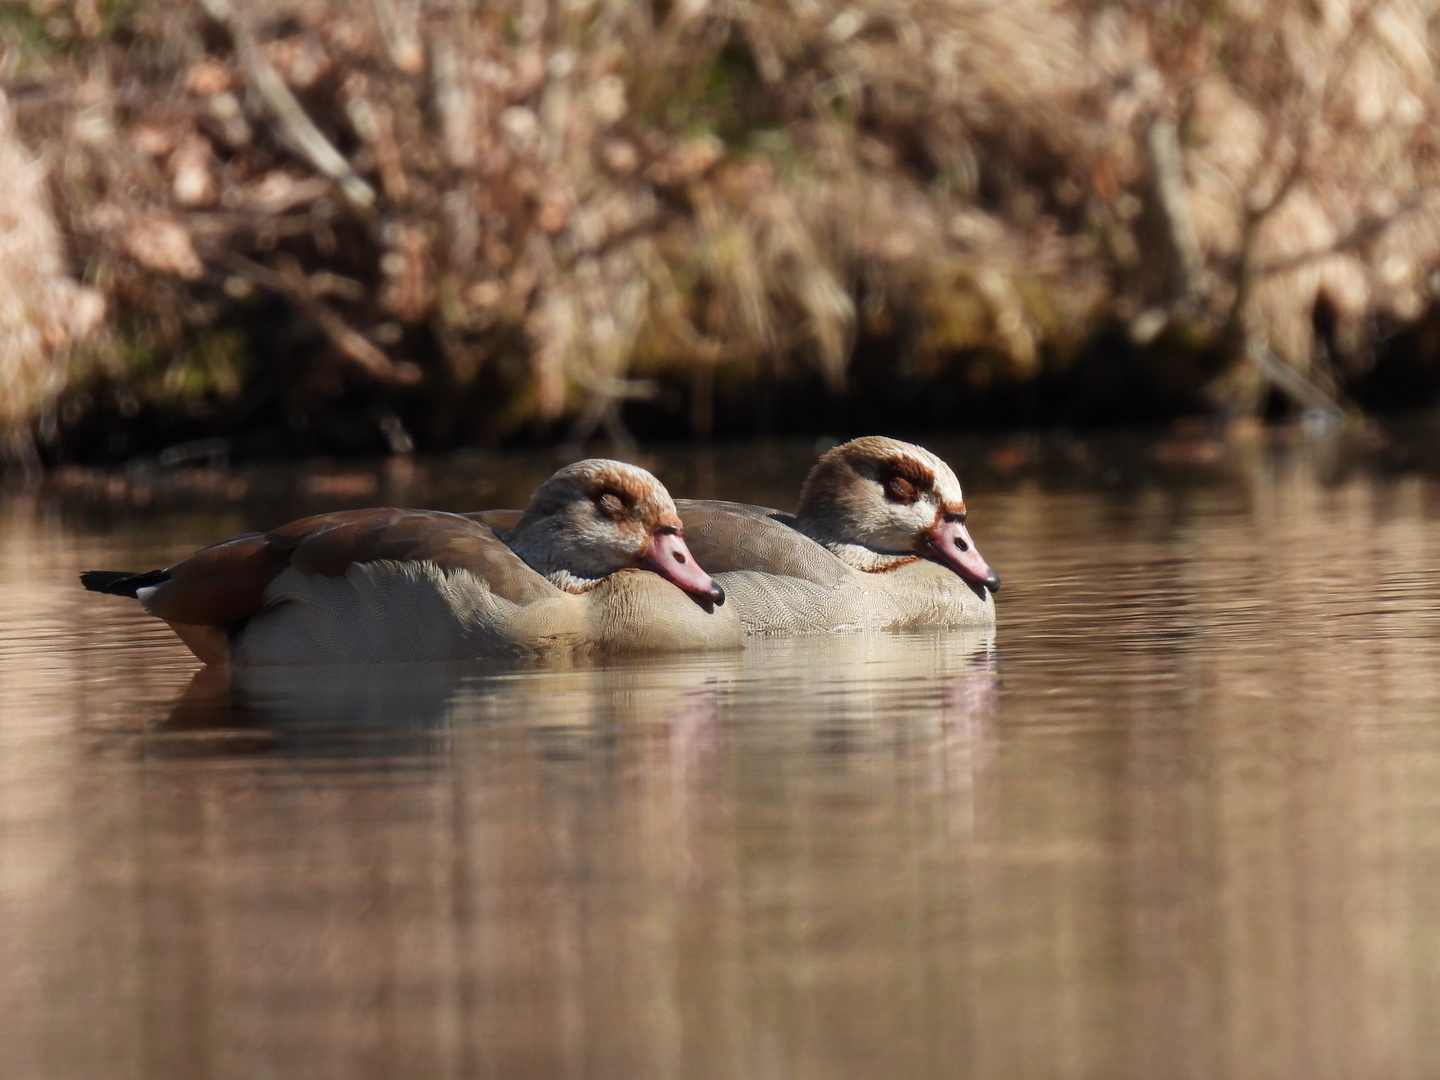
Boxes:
[795,436,1000,592]
[504,459,725,604]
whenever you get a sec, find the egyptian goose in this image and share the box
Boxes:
[81,459,738,665]
[677,436,998,634]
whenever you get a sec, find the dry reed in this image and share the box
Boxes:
[3,0,1439,455]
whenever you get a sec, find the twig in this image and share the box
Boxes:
[211,249,421,385]
[186,210,334,244]
[195,0,377,214]
[564,378,657,449]
[3,429,44,479]
[1145,114,1205,304]
[1217,0,1393,360]
[556,208,675,272]
[1243,0,1390,225]
[1256,189,1432,277]
[343,86,408,201]
[429,24,478,169]
[1248,338,1346,418]
[369,0,424,75]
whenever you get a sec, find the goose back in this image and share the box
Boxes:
[677,499,993,635]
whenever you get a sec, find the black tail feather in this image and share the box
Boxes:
[80,569,169,597]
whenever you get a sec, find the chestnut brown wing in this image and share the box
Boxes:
[675,500,853,587]
[143,508,556,628]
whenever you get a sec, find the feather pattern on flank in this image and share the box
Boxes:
[80,459,735,665]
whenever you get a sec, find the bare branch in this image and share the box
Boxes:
[1146,114,1206,304]
[211,250,420,385]
[195,0,377,214]
[369,0,425,75]
[1256,189,1433,277]
[1245,0,1392,224]
[1247,338,1347,418]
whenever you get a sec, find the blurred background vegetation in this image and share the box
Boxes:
[4,0,1440,467]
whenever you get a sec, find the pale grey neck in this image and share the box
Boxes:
[505,520,590,589]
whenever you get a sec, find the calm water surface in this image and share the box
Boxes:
[5,429,1440,1080]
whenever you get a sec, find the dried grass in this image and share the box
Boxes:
[5,0,1440,449]
[0,88,103,464]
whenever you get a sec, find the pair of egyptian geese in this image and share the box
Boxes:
[82,436,999,665]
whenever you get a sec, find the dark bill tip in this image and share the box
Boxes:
[710,582,726,606]
[984,571,1001,593]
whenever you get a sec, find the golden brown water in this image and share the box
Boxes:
[5,430,1440,1080]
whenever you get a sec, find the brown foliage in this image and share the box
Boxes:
[4,0,1440,452]
[0,88,104,465]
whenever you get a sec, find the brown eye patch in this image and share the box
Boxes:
[883,475,919,503]
[876,454,935,505]
[596,492,627,519]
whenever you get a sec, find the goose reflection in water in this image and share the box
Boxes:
[142,630,1000,780]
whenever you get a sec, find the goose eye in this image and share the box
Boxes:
[884,476,917,503]
[596,492,627,519]
[944,510,967,524]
